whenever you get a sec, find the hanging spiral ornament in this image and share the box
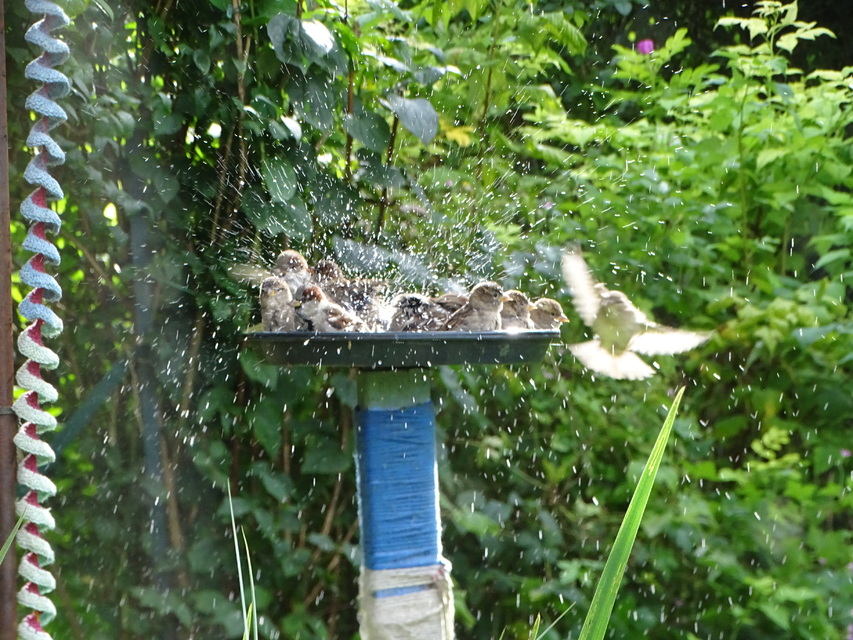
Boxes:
[12,1,70,639]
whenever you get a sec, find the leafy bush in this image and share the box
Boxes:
[5,0,850,638]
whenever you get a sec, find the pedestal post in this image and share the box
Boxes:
[354,368,453,639]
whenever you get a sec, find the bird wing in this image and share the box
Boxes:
[228,263,271,285]
[441,304,474,331]
[569,339,656,380]
[629,328,711,356]
[561,250,601,327]
[432,293,468,313]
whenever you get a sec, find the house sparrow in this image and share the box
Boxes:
[561,247,711,380]
[430,292,468,314]
[441,282,506,332]
[313,259,386,327]
[529,298,570,330]
[274,249,313,298]
[259,275,295,331]
[387,293,451,331]
[500,290,534,331]
[295,285,369,333]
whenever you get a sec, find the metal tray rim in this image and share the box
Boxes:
[244,330,561,368]
[246,330,560,341]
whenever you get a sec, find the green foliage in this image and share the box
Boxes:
[4,0,851,638]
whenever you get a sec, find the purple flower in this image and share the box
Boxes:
[842,449,852,458]
[637,39,655,55]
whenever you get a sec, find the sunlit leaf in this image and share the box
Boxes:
[444,125,474,146]
[301,20,335,54]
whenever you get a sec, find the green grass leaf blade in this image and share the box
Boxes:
[0,513,25,563]
[529,614,541,639]
[241,528,259,640]
[228,486,248,632]
[242,603,254,640]
[533,605,573,639]
[578,387,685,640]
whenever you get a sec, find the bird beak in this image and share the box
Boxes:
[500,295,512,303]
[559,316,570,323]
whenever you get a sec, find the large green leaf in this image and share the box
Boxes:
[262,157,297,203]
[344,111,391,153]
[268,14,347,75]
[302,440,352,474]
[288,73,339,131]
[379,95,439,144]
[356,151,407,189]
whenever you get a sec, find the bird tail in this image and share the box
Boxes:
[569,340,656,380]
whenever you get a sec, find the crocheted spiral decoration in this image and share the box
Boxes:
[12,2,70,639]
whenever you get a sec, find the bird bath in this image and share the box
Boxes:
[244,330,559,639]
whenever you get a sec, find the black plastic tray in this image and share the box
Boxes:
[244,330,559,369]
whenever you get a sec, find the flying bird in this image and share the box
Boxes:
[295,285,369,333]
[441,281,506,332]
[259,275,296,332]
[529,298,570,330]
[227,262,271,286]
[500,290,534,331]
[561,248,710,380]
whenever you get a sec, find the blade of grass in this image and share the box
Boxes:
[529,614,541,639]
[533,606,573,639]
[0,513,25,563]
[242,603,254,640]
[241,528,259,640]
[578,386,685,640]
[228,486,248,632]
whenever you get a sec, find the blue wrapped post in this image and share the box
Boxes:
[355,369,453,640]
[245,330,556,637]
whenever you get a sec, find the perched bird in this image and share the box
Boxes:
[259,275,296,332]
[295,285,369,333]
[561,248,711,380]
[529,298,570,330]
[313,259,386,327]
[387,293,451,331]
[441,281,506,332]
[500,290,534,331]
[274,249,313,298]
[430,292,468,314]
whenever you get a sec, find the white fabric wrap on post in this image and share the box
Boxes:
[359,561,455,640]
